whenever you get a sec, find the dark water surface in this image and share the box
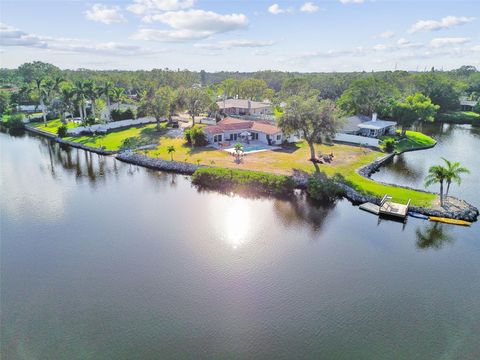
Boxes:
[1,129,479,360]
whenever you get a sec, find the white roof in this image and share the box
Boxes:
[358,119,397,130]
[217,99,271,110]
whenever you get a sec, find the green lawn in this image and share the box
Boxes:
[30,118,78,134]
[437,111,480,124]
[381,130,436,153]
[64,124,167,151]
[145,138,436,207]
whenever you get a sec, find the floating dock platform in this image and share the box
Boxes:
[359,202,380,215]
[360,195,411,220]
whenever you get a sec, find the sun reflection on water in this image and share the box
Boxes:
[216,196,252,250]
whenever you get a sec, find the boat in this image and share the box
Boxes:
[428,217,472,226]
[408,211,429,220]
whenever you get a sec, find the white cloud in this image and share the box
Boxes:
[127,0,195,14]
[85,4,126,24]
[472,45,480,52]
[339,0,364,4]
[0,23,47,48]
[397,38,409,46]
[268,4,291,14]
[300,2,319,13]
[133,9,248,41]
[409,16,475,33]
[195,39,275,50]
[429,37,470,48]
[0,22,158,56]
[377,31,395,39]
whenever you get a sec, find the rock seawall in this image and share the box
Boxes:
[116,152,199,175]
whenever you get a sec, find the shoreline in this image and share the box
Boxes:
[24,125,479,222]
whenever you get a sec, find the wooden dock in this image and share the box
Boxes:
[378,195,410,219]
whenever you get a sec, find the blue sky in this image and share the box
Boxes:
[1,0,478,71]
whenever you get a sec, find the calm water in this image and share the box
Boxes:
[1,129,479,360]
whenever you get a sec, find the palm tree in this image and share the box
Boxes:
[441,158,469,197]
[73,81,88,123]
[32,78,48,126]
[233,142,244,163]
[167,146,176,161]
[85,80,101,121]
[59,86,75,123]
[101,81,114,122]
[424,164,447,207]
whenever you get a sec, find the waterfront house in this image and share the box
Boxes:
[204,117,285,146]
[338,113,396,138]
[217,99,272,116]
[460,97,478,111]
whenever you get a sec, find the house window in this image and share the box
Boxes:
[213,134,222,142]
[276,134,281,140]
[251,132,259,140]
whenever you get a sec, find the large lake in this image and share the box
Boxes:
[1,125,479,360]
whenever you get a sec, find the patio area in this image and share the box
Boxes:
[220,141,282,154]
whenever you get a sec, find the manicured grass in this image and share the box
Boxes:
[64,124,166,151]
[381,130,436,154]
[30,118,78,134]
[145,138,436,207]
[436,111,480,124]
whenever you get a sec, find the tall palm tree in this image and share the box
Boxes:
[424,164,447,207]
[32,78,48,126]
[73,81,88,123]
[59,86,75,123]
[85,80,100,121]
[441,158,470,196]
[101,81,114,122]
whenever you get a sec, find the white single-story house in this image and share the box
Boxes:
[17,104,38,113]
[101,102,138,121]
[460,97,478,111]
[338,113,396,138]
[204,117,286,146]
[217,99,272,116]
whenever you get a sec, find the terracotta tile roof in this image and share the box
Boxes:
[204,117,281,135]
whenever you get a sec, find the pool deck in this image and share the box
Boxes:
[211,141,281,154]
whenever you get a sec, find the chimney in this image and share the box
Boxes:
[372,113,377,122]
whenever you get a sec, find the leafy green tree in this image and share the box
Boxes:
[279,96,339,161]
[0,90,11,115]
[239,78,269,101]
[185,87,209,126]
[392,93,439,135]
[100,81,114,122]
[441,158,469,196]
[281,77,311,97]
[17,62,60,83]
[141,86,172,131]
[414,73,460,112]
[59,85,75,123]
[338,76,399,117]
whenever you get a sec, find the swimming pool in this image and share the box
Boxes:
[224,143,279,154]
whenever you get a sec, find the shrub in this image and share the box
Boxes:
[111,108,136,121]
[184,129,192,144]
[120,136,141,150]
[382,138,396,153]
[184,127,207,147]
[5,113,25,132]
[192,168,295,196]
[306,174,345,202]
[57,124,68,138]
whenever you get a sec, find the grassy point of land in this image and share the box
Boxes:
[145,138,436,207]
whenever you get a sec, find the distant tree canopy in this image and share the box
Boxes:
[3,62,480,125]
[337,77,400,117]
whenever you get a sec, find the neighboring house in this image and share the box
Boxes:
[460,97,478,111]
[338,113,396,138]
[101,102,138,121]
[217,99,272,116]
[204,117,286,146]
[17,105,38,113]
